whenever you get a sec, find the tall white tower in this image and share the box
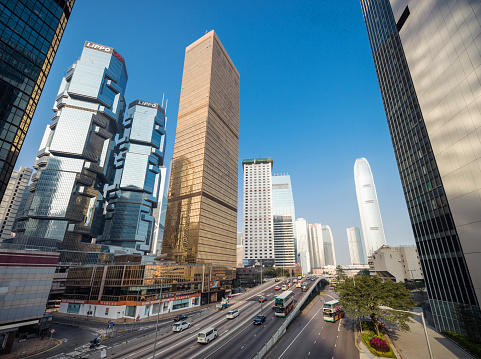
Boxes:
[295,218,311,274]
[321,225,336,266]
[354,158,386,257]
[346,226,366,265]
[308,224,325,270]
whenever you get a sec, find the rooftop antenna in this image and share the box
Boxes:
[161,93,165,108]
[164,99,168,129]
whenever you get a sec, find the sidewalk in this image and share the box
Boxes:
[3,337,60,359]
[383,308,474,359]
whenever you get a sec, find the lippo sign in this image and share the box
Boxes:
[84,41,113,54]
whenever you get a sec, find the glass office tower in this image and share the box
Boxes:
[12,41,127,264]
[361,0,481,337]
[98,100,167,255]
[347,226,365,265]
[0,0,74,203]
[308,223,325,271]
[162,31,239,266]
[321,225,336,267]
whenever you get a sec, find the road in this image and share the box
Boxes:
[104,279,316,359]
[265,288,359,359]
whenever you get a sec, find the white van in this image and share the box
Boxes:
[281,284,288,290]
[197,327,218,344]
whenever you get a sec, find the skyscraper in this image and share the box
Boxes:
[98,100,167,255]
[12,41,128,264]
[295,218,311,274]
[347,226,365,265]
[308,224,325,272]
[161,31,239,267]
[242,158,274,267]
[272,174,296,267]
[321,225,336,267]
[354,158,386,257]
[0,0,74,203]
[0,166,32,241]
[361,0,481,336]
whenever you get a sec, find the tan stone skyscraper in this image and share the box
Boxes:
[162,31,239,266]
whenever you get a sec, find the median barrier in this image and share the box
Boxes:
[252,278,322,359]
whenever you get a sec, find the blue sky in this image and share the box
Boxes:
[16,0,415,265]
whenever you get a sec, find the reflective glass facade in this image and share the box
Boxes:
[12,41,127,264]
[321,225,336,267]
[0,0,74,203]
[162,31,239,267]
[354,157,387,256]
[308,224,325,269]
[295,218,311,274]
[347,226,365,265]
[361,0,480,336]
[98,100,167,254]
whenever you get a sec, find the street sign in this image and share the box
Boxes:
[50,329,55,334]
[108,321,115,326]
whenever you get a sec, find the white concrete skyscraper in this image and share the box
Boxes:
[243,158,274,266]
[347,226,366,265]
[321,225,336,266]
[295,218,311,274]
[354,158,386,257]
[308,224,325,272]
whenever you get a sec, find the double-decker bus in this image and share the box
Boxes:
[274,290,294,317]
[323,299,344,322]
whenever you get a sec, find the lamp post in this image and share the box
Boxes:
[378,305,433,359]
[152,267,180,359]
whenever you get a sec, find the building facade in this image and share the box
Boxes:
[161,31,239,267]
[0,247,59,354]
[354,158,387,257]
[0,0,74,203]
[308,223,325,273]
[59,262,234,319]
[361,0,481,336]
[369,245,423,283]
[98,100,167,255]
[242,158,274,267]
[321,225,336,267]
[272,174,296,267]
[152,192,167,256]
[295,218,311,274]
[0,166,32,241]
[347,226,366,265]
[236,231,244,268]
[12,41,128,264]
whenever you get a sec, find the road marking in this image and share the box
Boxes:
[338,318,342,332]
[308,352,311,356]
[335,344,336,347]
[241,345,245,349]
[254,334,257,337]
[277,305,324,359]
[314,340,316,344]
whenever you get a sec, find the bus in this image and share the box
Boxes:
[323,300,344,322]
[274,290,294,318]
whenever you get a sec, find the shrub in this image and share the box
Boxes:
[370,336,390,352]
[443,331,481,359]
[361,333,396,358]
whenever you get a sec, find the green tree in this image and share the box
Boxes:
[357,268,371,276]
[336,275,415,336]
[336,265,346,281]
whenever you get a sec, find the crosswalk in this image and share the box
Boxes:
[48,343,108,359]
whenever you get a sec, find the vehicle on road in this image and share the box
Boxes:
[274,286,280,290]
[197,327,218,344]
[281,284,287,290]
[216,298,230,310]
[323,300,345,322]
[274,290,294,318]
[173,314,187,322]
[258,296,267,303]
[295,280,301,288]
[173,321,191,332]
[275,278,280,282]
[253,315,266,325]
[301,282,308,291]
[89,338,101,349]
[298,275,302,280]
[310,276,316,281]
[226,310,239,319]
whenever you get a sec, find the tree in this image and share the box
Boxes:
[336,275,415,336]
[357,268,371,276]
[335,265,346,281]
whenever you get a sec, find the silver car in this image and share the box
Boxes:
[172,321,191,332]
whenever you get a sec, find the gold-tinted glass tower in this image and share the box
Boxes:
[162,31,239,266]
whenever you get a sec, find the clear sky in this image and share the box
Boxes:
[15,0,415,265]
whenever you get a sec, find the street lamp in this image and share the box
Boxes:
[378,305,433,359]
[152,266,181,359]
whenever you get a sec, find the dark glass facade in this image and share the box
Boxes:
[360,0,480,337]
[0,0,74,203]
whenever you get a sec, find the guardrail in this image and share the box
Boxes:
[252,278,323,359]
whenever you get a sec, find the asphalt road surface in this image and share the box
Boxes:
[265,288,359,359]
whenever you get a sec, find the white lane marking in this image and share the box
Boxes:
[308,352,311,356]
[338,318,342,332]
[278,305,324,359]
[254,334,257,337]
[335,344,336,347]
[314,340,316,344]
[241,345,245,349]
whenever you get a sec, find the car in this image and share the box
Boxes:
[226,310,239,319]
[173,314,187,322]
[172,321,191,332]
[274,286,280,290]
[275,278,280,282]
[197,327,218,344]
[281,285,287,290]
[259,296,267,303]
[253,315,266,325]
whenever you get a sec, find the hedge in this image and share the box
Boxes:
[361,333,396,358]
[443,331,481,359]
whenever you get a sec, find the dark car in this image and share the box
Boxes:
[275,278,280,282]
[274,286,280,290]
[173,314,187,322]
[258,296,267,303]
[253,315,266,325]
